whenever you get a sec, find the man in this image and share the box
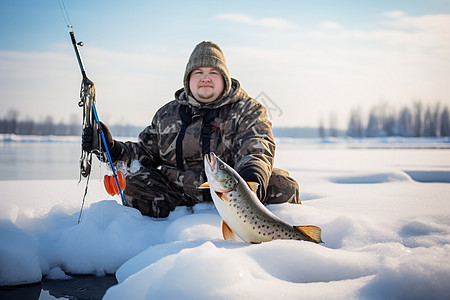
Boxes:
[83,41,299,218]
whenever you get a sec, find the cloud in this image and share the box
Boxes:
[379,11,450,51]
[383,11,406,19]
[319,21,342,30]
[223,11,450,127]
[383,10,450,32]
[303,11,450,57]
[215,13,297,30]
[0,48,185,125]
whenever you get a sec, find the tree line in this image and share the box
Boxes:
[0,109,142,137]
[0,110,79,136]
[3,101,449,139]
[346,101,449,138]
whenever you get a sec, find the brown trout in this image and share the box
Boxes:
[199,152,322,244]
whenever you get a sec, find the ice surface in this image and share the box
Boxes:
[0,140,449,299]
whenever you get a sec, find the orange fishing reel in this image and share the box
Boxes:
[104,171,126,196]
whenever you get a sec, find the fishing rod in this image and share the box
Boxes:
[72,30,126,199]
[59,0,126,221]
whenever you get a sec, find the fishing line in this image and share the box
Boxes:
[98,161,106,275]
[58,0,73,29]
[77,172,90,223]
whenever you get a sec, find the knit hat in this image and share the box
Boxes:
[184,41,232,99]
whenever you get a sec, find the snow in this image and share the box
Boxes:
[0,134,80,143]
[0,138,449,299]
[46,267,72,280]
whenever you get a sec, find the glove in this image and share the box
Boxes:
[82,126,94,152]
[98,121,114,150]
[81,122,114,152]
[239,168,266,201]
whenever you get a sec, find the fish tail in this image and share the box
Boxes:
[295,225,323,243]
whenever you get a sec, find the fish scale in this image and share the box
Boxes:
[200,152,322,244]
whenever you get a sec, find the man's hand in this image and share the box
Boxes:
[82,126,94,152]
[98,122,114,150]
[82,122,114,152]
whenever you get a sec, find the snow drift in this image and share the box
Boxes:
[0,141,449,299]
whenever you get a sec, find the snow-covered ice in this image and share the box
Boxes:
[0,138,449,299]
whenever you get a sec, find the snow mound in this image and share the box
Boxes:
[35,200,168,277]
[46,267,72,280]
[105,240,378,300]
[360,245,450,300]
[0,220,41,286]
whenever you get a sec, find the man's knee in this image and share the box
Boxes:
[122,167,181,218]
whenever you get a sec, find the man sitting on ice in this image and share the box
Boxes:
[83,41,300,218]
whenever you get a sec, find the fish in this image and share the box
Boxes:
[199,152,322,244]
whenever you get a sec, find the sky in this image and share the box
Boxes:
[1,0,449,129]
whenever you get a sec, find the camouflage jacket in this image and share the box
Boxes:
[112,79,275,202]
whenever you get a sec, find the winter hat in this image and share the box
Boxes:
[184,41,232,98]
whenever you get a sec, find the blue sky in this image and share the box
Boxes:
[1,0,449,129]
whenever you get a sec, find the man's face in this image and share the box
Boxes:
[189,67,225,103]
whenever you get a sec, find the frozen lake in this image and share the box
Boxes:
[1,135,449,181]
[0,138,100,181]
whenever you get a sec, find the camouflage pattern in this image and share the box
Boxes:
[265,168,301,205]
[122,166,200,218]
[113,79,300,217]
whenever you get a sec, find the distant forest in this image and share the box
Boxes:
[0,110,144,137]
[1,100,449,138]
[344,101,450,138]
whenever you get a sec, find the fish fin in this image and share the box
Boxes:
[295,225,323,243]
[215,191,230,201]
[222,220,236,240]
[247,181,260,193]
[198,182,210,189]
